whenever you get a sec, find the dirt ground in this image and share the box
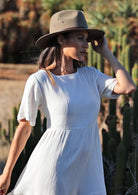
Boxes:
[0,63,38,130]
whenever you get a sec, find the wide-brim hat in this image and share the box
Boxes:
[35,10,105,50]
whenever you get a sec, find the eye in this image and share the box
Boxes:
[78,37,85,41]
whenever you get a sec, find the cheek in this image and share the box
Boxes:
[63,47,77,57]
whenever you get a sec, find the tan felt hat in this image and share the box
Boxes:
[35,10,105,50]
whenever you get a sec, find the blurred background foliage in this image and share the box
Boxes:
[0,0,137,63]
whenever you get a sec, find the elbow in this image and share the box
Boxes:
[124,84,137,95]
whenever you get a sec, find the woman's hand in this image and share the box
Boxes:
[0,172,11,195]
[91,36,109,56]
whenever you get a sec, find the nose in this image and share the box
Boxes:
[84,40,89,48]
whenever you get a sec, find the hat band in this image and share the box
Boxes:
[53,26,88,33]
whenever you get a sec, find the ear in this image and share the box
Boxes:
[57,34,65,45]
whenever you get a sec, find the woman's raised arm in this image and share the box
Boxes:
[91,37,136,95]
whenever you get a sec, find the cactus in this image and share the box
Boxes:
[12,106,18,127]
[111,41,117,77]
[124,44,134,74]
[122,104,132,151]
[1,129,7,142]
[117,27,124,48]
[114,142,127,194]
[102,128,109,158]
[111,41,118,57]
[88,43,93,67]
[121,49,125,67]
[117,27,124,62]
[116,131,121,146]
[9,118,16,141]
[122,34,128,52]
[109,99,116,116]
[108,118,117,139]
[107,119,117,161]
[97,53,104,73]
[132,62,138,87]
[126,151,138,190]
[92,50,97,68]
[107,138,117,162]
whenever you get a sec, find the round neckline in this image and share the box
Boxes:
[50,68,79,77]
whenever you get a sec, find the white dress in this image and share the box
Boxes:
[7,66,119,195]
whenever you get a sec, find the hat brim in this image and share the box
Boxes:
[35,28,105,50]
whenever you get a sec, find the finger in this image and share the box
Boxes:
[96,38,104,46]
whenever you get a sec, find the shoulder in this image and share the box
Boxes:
[27,69,48,85]
[79,66,99,79]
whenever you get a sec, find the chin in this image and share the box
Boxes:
[74,57,85,61]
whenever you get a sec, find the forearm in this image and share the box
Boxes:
[102,49,136,94]
[3,121,31,177]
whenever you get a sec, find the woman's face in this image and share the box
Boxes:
[58,31,89,61]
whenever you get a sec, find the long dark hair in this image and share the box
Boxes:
[38,32,86,85]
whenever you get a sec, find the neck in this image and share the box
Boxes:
[51,58,76,75]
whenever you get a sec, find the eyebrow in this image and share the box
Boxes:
[76,33,88,38]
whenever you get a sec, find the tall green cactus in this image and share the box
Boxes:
[92,50,97,68]
[124,44,134,74]
[114,142,127,194]
[12,106,18,127]
[107,119,117,161]
[107,138,117,162]
[132,62,138,86]
[87,43,97,68]
[126,150,138,192]
[108,118,117,139]
[117,27,124,62]
[109,99,116,116]
[88,43,93,67]
[122,104,132,151]
[122,34,128,52]
[111,41,117,77]
[111,40,118,57]
[97,53,104,73]
[102,128,109,158]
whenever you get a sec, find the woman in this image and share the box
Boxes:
[0,10,136,195]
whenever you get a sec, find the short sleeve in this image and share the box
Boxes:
[17,74,43,126]
[95,69,119,99]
